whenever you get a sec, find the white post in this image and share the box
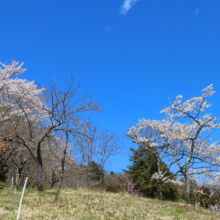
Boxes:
[11,177,14,188]
[16,177,28,220]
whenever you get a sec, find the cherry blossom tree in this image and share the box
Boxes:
[128,127,183,200]
[129,85,220,203]
[0,61,45,181]
[191,170,220,208]
[0,61,45,123]
[0,61,101,192]
[118,174,139,196]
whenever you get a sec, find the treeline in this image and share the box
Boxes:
[0,61,122,201]
[1,61,220,212]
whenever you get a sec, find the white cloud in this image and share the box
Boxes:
[120,0,139,15]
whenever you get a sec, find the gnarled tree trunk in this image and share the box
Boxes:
[37,148,43,191]
[158,180,163,200]
[185,160,190,204]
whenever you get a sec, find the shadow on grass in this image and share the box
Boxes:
[0,182,6,190]
[46,191,56,196]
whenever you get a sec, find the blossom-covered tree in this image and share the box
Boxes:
[191,170,220,208]
[129,85,220,203]
[128,127,183,200]
[0,61,45,182]
[118,174,139,196]
[0,61,101,192]
[0,61,45,122]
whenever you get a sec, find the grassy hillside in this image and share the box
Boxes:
[0,182,220,220]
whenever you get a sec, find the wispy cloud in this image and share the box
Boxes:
[194,8,200,15]
[105,25,118,33]
[120,0,139,15]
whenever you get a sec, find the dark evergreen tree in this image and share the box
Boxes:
[88,161,104,182]
[0,162,7,182]
[124,145,178,201]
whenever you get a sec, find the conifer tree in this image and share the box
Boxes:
[125,145,178,200]
[88,161,104,182]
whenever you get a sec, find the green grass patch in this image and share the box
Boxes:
[176,208,186,214]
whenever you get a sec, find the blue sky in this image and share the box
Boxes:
[1,0,220,173]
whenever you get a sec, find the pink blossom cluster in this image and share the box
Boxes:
[0,61,46,123]
[118,174,139,196]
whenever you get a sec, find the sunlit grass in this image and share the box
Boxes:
[0,182,220,219]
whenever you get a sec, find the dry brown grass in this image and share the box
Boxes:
[0,183,220,219]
